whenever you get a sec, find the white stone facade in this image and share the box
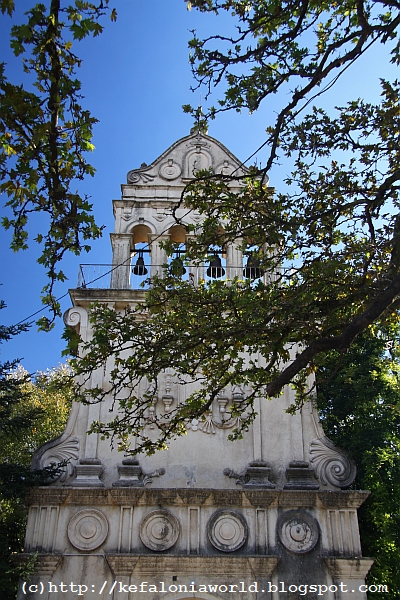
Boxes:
[18,131,373,600]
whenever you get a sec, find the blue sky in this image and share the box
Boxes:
[0,2,397,373]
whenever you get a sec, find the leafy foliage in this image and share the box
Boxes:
[0,1,116,327]
[0,359,73,599]
[317,326,400,598]
[185,0,400,172]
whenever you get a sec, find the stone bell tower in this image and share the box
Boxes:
[19,130,373,599]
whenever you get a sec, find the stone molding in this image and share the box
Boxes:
[25,487,370,509]
[324,557,374,579]
[106,554,280,577]
[14,554,62,576]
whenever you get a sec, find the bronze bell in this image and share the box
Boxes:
[170,255,187,276]
[243,254,264,280]
[132,251,148,276]
[206,254,225,278]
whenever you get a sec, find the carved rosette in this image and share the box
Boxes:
[139,510,180,552]
[310,436,356,488]
[277,510,319,554]
[68,509,109,551]
[207,510,248,552]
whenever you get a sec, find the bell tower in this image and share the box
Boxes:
[19,130,373,599]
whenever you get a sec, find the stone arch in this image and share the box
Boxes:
[131,223,153,247]
[168,224,187,244]
[130,224,152,283]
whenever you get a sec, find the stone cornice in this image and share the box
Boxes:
[26,487,370,510]
[106,554,280,577]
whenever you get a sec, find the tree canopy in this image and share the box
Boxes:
[0,301,73,598]
[0,363,73,599]
[68,0,400,456]
[316,324,400,598]
[0,1,116,327]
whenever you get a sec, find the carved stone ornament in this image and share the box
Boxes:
[121,207,132,221]
[207,510,248,552]
[215,160,236,176]
[284,461,319,490]
[224,461,275,488]
[310,436,356,488]
[32,434,79,483]
[127,168,156,184]
[158,159,182,180]
[139,510,180,552]
[68,509,109,551]
[277,510,319,554]
[112,458,165,487]
[186,389,249,434]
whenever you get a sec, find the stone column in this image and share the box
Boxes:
[226,238,243,280]
[185,234,203,284]
[149,234,170,279]
[110,233,132,289]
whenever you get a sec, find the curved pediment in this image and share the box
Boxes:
[126,130,248,186]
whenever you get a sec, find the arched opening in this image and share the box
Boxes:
[167,225,188,279]
[169,225,187,244]
[242,244,265,282]
[205,228,227,281]
[131,224,152,288]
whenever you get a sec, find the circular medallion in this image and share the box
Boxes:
[277,510,319,553]
[207,510,248,552]
[139,510,180,551]
[159,160,181,180]
[67,509,108,551]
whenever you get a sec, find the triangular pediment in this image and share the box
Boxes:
[126,130,248,186]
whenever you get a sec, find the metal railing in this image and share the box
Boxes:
[77,263,267,290]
